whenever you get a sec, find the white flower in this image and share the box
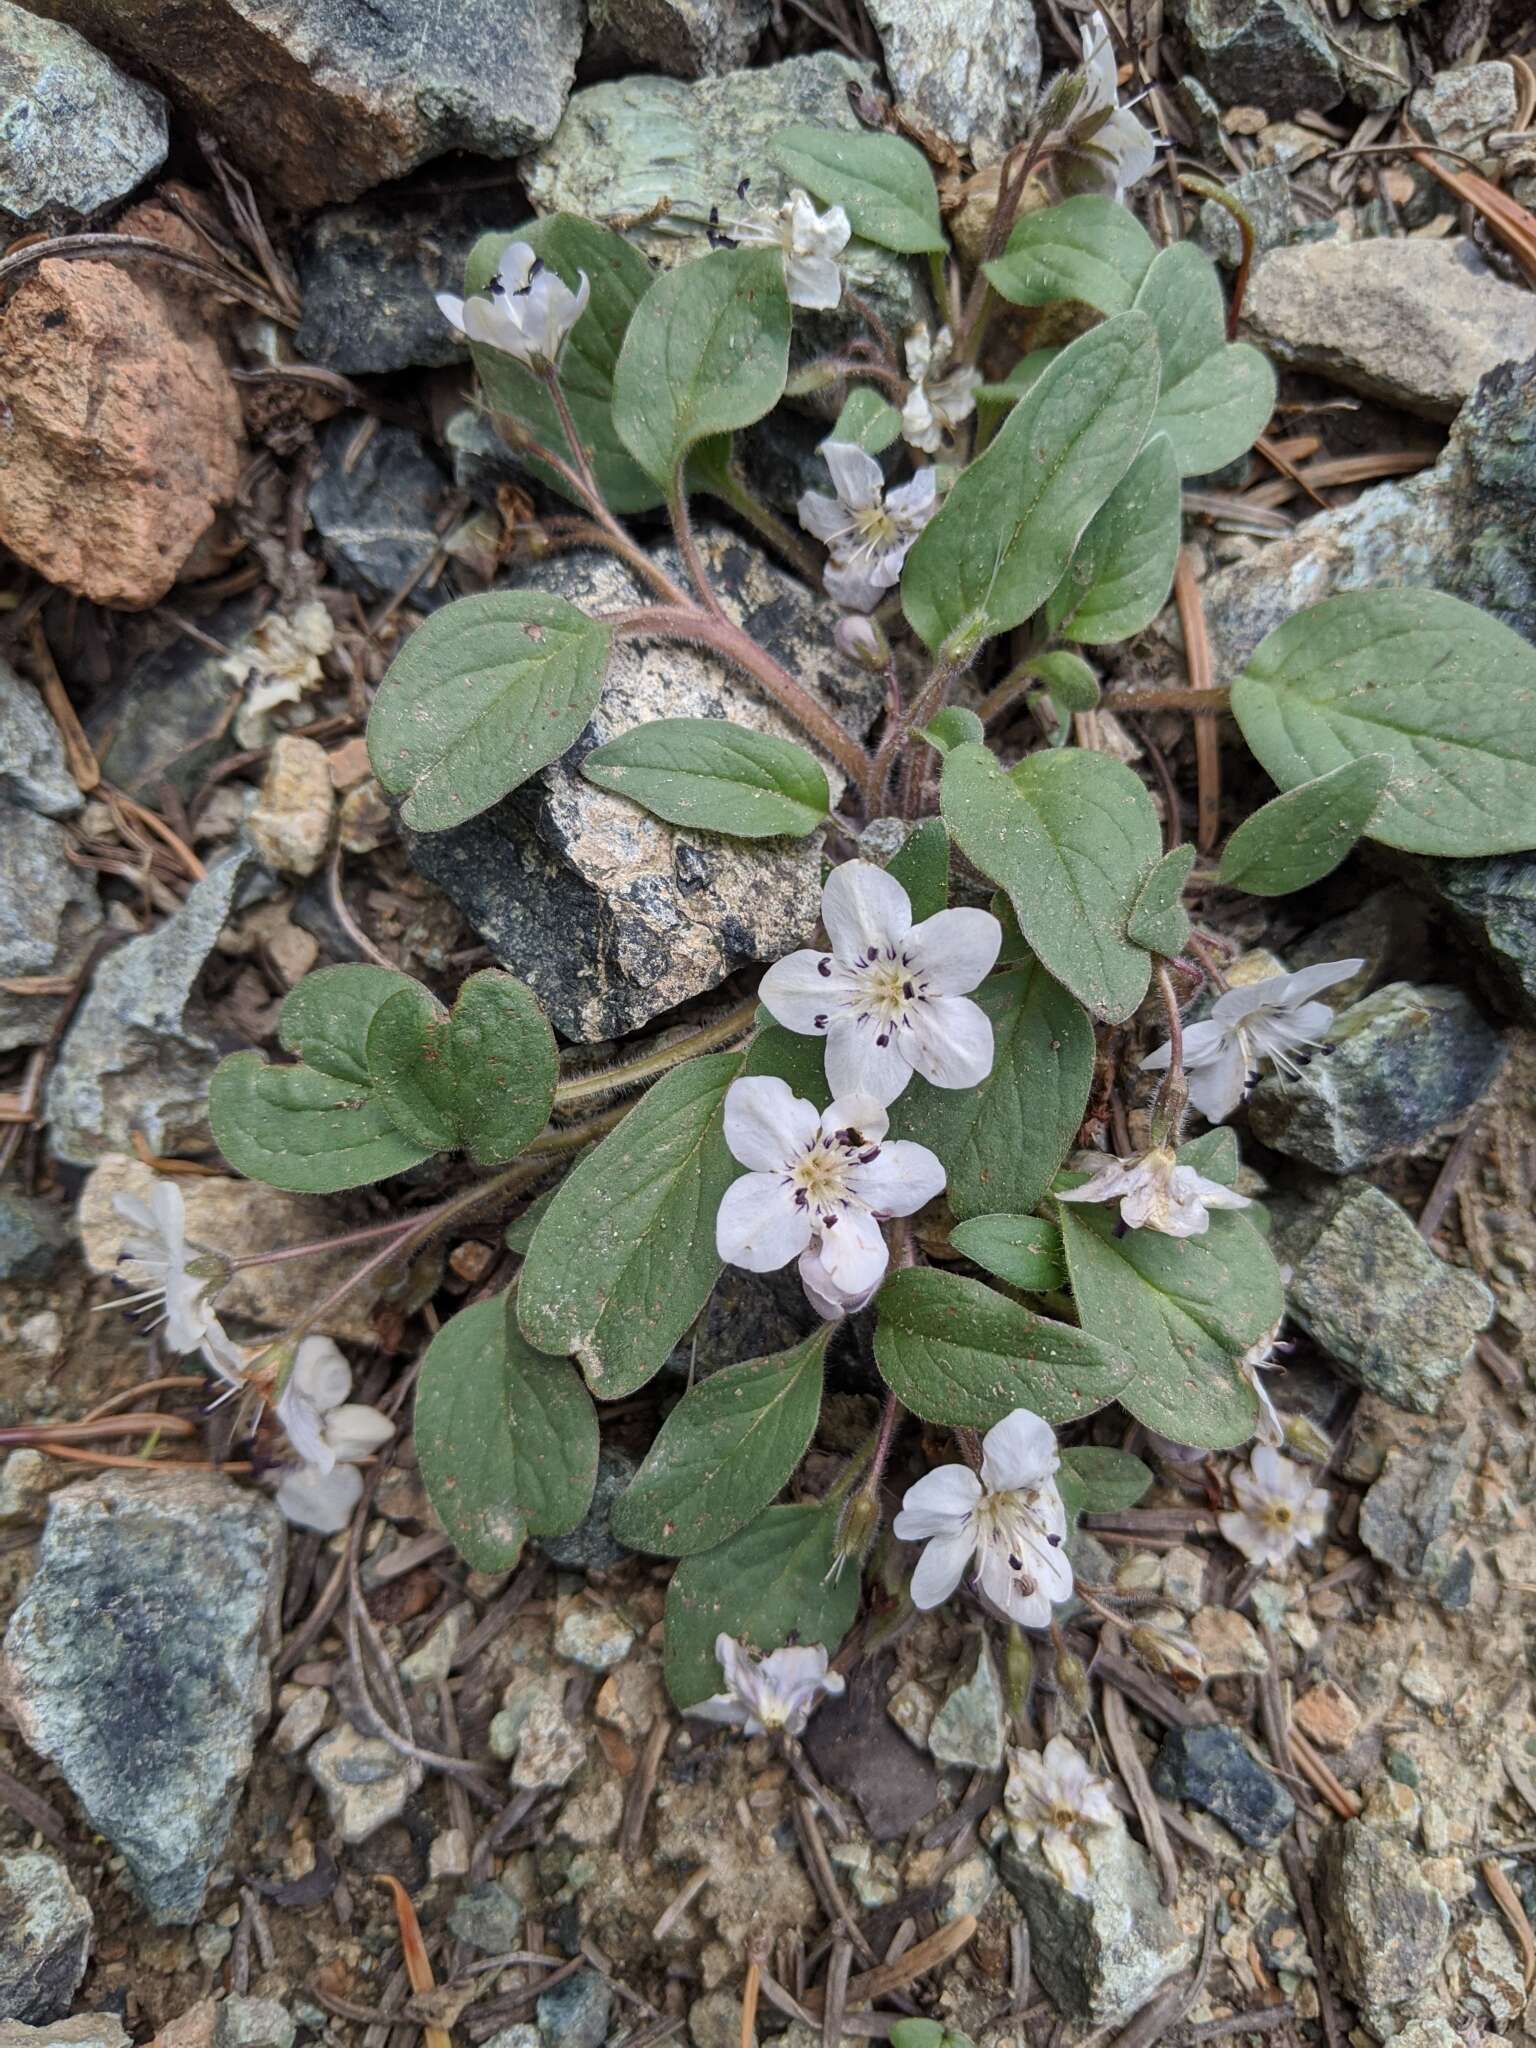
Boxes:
[437,241,590,372]
[689,1634,844,1736]
[760,861,1001,1107]
[273,1336,394,1534]
[798,442,938,612]
[728,186,851,309]
[1005,1735,1118,1893]
[1239,1323,1286,1449]
[893,1408,1074,1628]
[900,324,982,454]
[1217,1445,1329,1568]
[716,1079,944,1313]
[109,1182,233,1364]
[1141,959,1363,1125]
[1066,12,1160,201]
[1055,1144,1252,1239]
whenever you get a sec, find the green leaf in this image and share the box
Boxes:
[832,386,903,452]
[580,717,830,838]
[919,706,986,754]
[739,1020,830,1106]
[1126,844,1195,957]
[979,349,1063,415]
[1134,241,1275,476]
[368,591,612,833]
[209,1051,437,1194]
[1218,755,1391,896]
[663,1502,860,1709]
[517,1053,741,1399]
[613,247,791,489]
[1230,589,1536,857]
[984,196,1157,313]
[903,313,1161,656]
[950,1213,1066,1292]
[1046,433,1182,647]
[464,218,665,514]
[613,1327,830,1557]
[1180,1126,1240,1185]
[1057,1445,1153,1512]
[874,1268,1130,1428]
[504,1187,556,1255]
[1056,1195,1281,1448]
[368,970,559,1165]
[277,965,418,1088]
[941,743,1162,1023]
[891,959,1094,1219]
[885,818,949,922]
[414,1294,600,1571]
[1026,651,1100,713]
[770,125,946,254]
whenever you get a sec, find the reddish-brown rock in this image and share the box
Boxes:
[0,257,244,608]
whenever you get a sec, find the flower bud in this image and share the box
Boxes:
[1035,66,1087,136]
[1283,1412,1334,1465]
[834,611,890,670]
[828,1484,882,1582]
[1004,1626,1034,1719]
[1055,1640,1091,1718]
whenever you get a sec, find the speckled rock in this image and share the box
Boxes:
[553,1599,634,1673]
[0,2021,127,2048]
[1357,1419,1472,1587]
[927,1638,1005,1772]
[1197,166,1297,270]
[1173,0,1341,115]
[1242,238,1536,422]
[1407,64,1518,175]
[1248,983,1506,1172]
[0,1471,284,1923]
[587,0,769,76]
[449,1881,524,1955]
[0,1200,69,1285]
[866,0,1039,163]
[403,534,878,1041]
[1421,855,1536,1025]
[535,1970,611,2048]
[996,1817,1190,2024]
[307,1722,421,1844]
[1153,1726,1294,1848]
[17,0,584,208]
[212,2002,292,2048]
[45,850,251,1166]
[1317,1819,1451,2022]
[0,803,100,1060]
[0,1852,91,2023]
[0,662,80,821]
[246,735,335,879]
[1275,1181,1493,1415]
[0,4,167,231]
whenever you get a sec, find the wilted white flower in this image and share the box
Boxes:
[798,441,938,612]
[760,861,1001,1107]
[108,1181,234,1365]
[1062,11,1160,201]
[437,241,590,372]
[1055,1144,1252,1239]
[1217,1445,1329,1568]
[900,324,982,454]
[1005,1735,1118,1892]
[716,1078,944,1315]
[688,1633,845,1736]
[1141,959,1363,1125]
[273,1336,394,1533]
[1238,1322,1286,1449]
[725,185,851,309]
[221,601,334,747]
[893,1408,1074,1628]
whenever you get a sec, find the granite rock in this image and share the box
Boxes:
[0,2022,127,2048]
[0,661,81,820]
[1198,164,1297,270]
[1407,63,1518,175]
[866,0,1040,163]
[307,1722,421,1844]
[1174,0,1341,115]
[212,2003,292,2048]
[0,1853,91,2024]
[0,1471,284,1923]
[1421,854,1536,1025]
[1357,1419,1471,1588]
[586,0,770,76]
[0,1198,69,1285]
[1152,1725,1295,1849]
[0,3,167,231]
[246,735,335,879]
[1317,1819,1451,2021]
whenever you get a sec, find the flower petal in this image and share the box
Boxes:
[716,1171,812,1273]
[824,1014,913,1107]
[885,465,939,526]
[815,1200,888,1298]
[980,1408,1058,1492]
[435,291,468,335]
[820,1096,890,1147]
[894,1463,981,1540]
[904,994,994,1090]
[844,1138,945,1218]
[686,1691,750,1727]
[824,559,893,612]
[798,489,851,545]
[906,907,1002,994]
[909,1528,975,1609]
[1184,1036,1252,1124]
[797,1245,876,1321]
[324,1403,395,1463]
[292,1336,352,1413]
[1276,958,1365,1005]
[976,1541,1055,1628]
[820,860,912,960]
[786,252,844,310]
[1055,1158,1133,1206]
[820,440,885,511]
[758,949,854,1036]
[275,1460,364,1534]
[723,1075,819,1171]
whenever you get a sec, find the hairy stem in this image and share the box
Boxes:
[540,367,602,506]
[552,996,759,1108]
[668,470,730,624]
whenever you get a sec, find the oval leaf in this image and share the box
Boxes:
[1046,432,1182,647]
[1134,241,1274,476]
[1218,755,1391,895]
[209,1051,436,1194]
[903,312,1161,656]
[1057,1445,1153,1512]
[770,124,946,254]
[984,196,1157,314]
[1231,589,1536,857]
[950,1213,1066,1293]
[581,718,831,837]
[873,1267,1131,1428]
[941,743,1162,1023]
[368,590,612,833]
[613,1327,830,1557]
[518,1053,741,1399]
[366,983,458,1152]
[1026,651,1100,712]
[613,246,791,488]
[277,965,420,1088]
[366,971,557,1164]
[831,385,903,451]
[1126,844,1196,957]
[663,1502,860,1709]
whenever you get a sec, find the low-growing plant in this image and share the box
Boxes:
[125,17,1536,1718]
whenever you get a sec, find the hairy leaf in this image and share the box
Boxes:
[885,817,950,921]
[984,196,1156,313]
[1218,755,1391,895]
[581,718,830,837]
[1046,433,1182,646]
[949,1213,1066,1292]
[1134,241,1274,475]
[1126,844,1196,957]
[209,1052,436,1194]
[770,125,946,253]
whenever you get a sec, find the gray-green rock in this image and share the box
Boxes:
[0,660,80,820]
[89,599,261,803]
[1357,1420,1470,1589]
[44,848,252,1165]
[1198,166,1296,271]
[1316,1820,1451,2022]
[1422,855,1536,1025]
[449,1880,525,1955]
[996,1819,1190,2024]
[866,0,1039,163]
[1276,1181,1493,1415]
[535,1968,611,2048]
[309,418,448,602]
[586,0,769,76]
[927,1637,1005,1772]
[1407,63,1518,175]
[1152,1726,1294,1849]
[1248,983,1506,1172]
[0,3,167,231]
[0,1853,91,2024]
[0,806,101,1057]
[1328,16,1410,110]
[0,2021,127,2048]
[212,2001,294,2048]
[538,1447,637,1572]
[0,1197,69,1284]
[1173,0,1341,115]
[0,1471,284,1924]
